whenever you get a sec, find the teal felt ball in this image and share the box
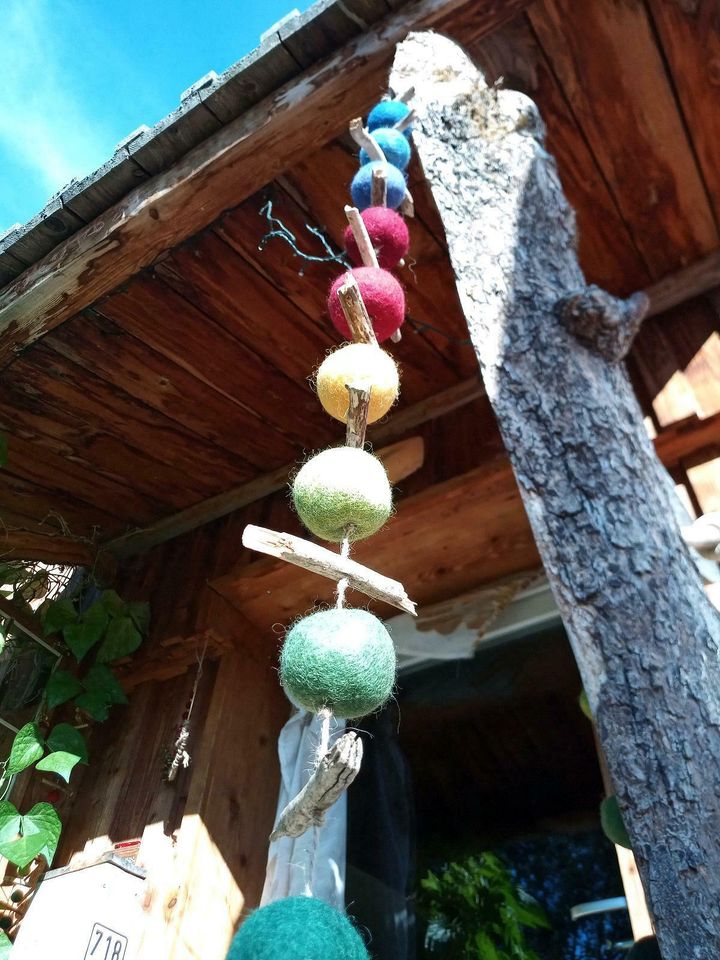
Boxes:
[359,127,411,170]
[351,161,406,211]
[292,446,392,543]
[226,896,370,960]
[368,100,413,138]
[280,609,396,718]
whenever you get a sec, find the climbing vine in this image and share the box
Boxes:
[0,570,149,878]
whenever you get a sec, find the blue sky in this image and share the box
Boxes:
[0,0,312,234]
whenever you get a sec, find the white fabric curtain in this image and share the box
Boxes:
[261,707,347,909]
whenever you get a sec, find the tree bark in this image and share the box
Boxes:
[391,32,720,959]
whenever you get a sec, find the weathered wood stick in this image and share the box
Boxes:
[345,384,371,448]
[344,205,379,268]
[270,731,363,841]
[400,188,414,218]
[338,275,377,345]
[395,107,416,132]
[241,524,418,616]
[371,167,388,206]
[397,86,415,103]
[349,118,385,161]
[390,329,403,343]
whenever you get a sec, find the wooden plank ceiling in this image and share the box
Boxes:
[1,0,720,619]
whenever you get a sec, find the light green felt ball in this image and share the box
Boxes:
[226,896,370,960]
[292,446,392,542]
[280,609,396,718]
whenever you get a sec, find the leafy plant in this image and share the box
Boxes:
[420,853,549,960]
[0,582,149,877]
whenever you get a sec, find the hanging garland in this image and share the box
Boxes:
[228,92,417,958]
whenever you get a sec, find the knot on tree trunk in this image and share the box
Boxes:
[558,285,649,362]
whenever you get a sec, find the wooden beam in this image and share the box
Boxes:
[0,529,96,567]
[652,408,720,472]
[212,456,540,627]
[101,430,427,560]
[644,249,720,319]
[0,0,532,367]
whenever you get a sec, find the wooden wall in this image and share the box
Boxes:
[36,517,290,959]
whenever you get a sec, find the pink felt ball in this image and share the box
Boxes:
[327,267,405,343]
[344,207,410,270]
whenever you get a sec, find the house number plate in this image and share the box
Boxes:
[84,922,128,960]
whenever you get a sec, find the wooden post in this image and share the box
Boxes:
[392,33,720,959]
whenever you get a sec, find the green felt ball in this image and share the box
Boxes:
[226,896,370,960]
[280,609,396,718]
[292,446,392,543]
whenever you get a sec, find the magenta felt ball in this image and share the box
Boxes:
[328,267,405,343]
[344,207,410,270]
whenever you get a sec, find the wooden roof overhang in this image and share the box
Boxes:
[1,0,720,645]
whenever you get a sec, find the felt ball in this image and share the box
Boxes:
[226,896,370,960]
[367,100,413,138]
[281,609,396,717]
[316,344,399,424]
[292,446,392,542]
[344,206,410,269]
[328,266,405,343]
[359,127,412,170]
[351,161,406,211]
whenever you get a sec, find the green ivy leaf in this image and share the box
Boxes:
[42,598,77,637]
[63,602,109,662]
[47,723,88,764]
[7,723,45,774]
[0,801,63,870]
[46,669,84,709]
[36,751,81,783]
[127,601,150,637]
[83,664,127,706]
[0,434,7,469]
[74,690,110,722]
[0,801,21,843]
[96,616,141,662]
[0,929,12,959]
[100,589,125,618]
[600,794,632,849]
[0,831,47,871]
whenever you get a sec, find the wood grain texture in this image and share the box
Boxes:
[646,0,720,226]
[528,0,719,279]
[457,12,650,293]
[97,276,335,452]
[0,0,532,366]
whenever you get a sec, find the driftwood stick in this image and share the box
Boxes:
[344,205,379,268]
[396,86,415,103]
[345,384,371,448]
[338,275,378,345]
[349,118,385,161]
[390,329,403,343]
[395,107,416,132]
[270,732,363,841]
[400,188,415,218]
[371,166,388,206]
[242,525,417,616]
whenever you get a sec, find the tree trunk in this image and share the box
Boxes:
[391,32,720,959]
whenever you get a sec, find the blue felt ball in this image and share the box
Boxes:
[367,100,413,138]
[226,896,370,960]
[359,127,411,170]
[351,161,406,211]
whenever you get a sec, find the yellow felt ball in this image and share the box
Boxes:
[316,343,399,424]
